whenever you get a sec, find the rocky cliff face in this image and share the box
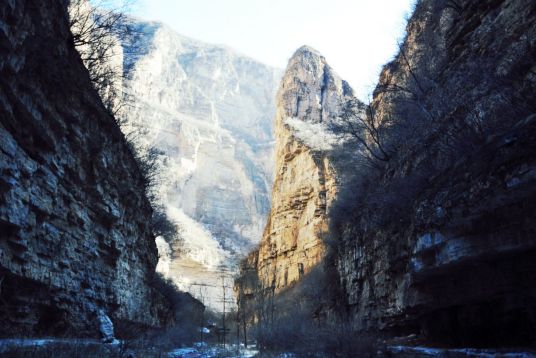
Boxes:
[117,20,280,308]
[0,1,168,337]
[236,0,536,350]
[252,46,355,292]
[337,0,536,347]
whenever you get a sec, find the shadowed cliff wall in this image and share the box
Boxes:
[337,0,536,346]
[0,0,171,337]
[236,0,536,349]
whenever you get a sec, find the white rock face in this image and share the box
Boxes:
[118,20,281,309]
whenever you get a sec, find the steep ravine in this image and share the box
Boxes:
[236,0,536,352]
[0,1,171,337]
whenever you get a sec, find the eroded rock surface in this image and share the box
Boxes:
[337,0,536,346]
[0,1,169,337]
[117,19,281,308]
[249,46,356,292]
[236,0,536,350]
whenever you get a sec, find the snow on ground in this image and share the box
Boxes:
[0,339,258,357]
[167,344,259,358]
[3,339,534,357]
[388,345,536,357]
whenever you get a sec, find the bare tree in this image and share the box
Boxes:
[69,2,186,257]
[331,98,391,165]
[69,0,135,116]
[216,267,234,348]
[331,41,443,168]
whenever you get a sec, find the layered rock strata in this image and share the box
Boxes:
[250,46,356,292]
[117,19,280,309]
[237,0,536,349]
[338,0,536,346]
[0,0,169,337]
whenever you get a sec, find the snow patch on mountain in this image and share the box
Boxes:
[284,117,341,151]
[166,206,228,269]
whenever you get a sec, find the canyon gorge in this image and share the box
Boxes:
[236,0,536,353]
[0,0,535,356]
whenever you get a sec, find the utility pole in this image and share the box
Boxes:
[216,268,235,350]
[189,282,217,343]
[222,274,226,348]
[236,313,240,356]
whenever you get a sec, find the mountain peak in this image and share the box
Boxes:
[278,45,356,128]
[293,45,323,59]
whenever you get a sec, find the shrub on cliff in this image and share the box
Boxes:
[69,0,136,116]
[134,144,184,250]
[329,8,536,234]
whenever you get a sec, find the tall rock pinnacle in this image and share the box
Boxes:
[278,45,354,126]
[254,46,357,291]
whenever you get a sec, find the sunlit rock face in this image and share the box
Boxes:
[254,46,356,291]
[118,20,281,308]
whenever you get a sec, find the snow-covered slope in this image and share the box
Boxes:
[118,20,281,309]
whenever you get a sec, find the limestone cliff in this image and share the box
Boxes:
[236,0,536,350]
[0,1,169,337]
[116,19,280,309]
[336,0,536,347]
[253,46,355,291]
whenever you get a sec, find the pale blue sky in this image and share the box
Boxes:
[132,0,416,100]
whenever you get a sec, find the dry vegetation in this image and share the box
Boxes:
[69,0,184,251]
